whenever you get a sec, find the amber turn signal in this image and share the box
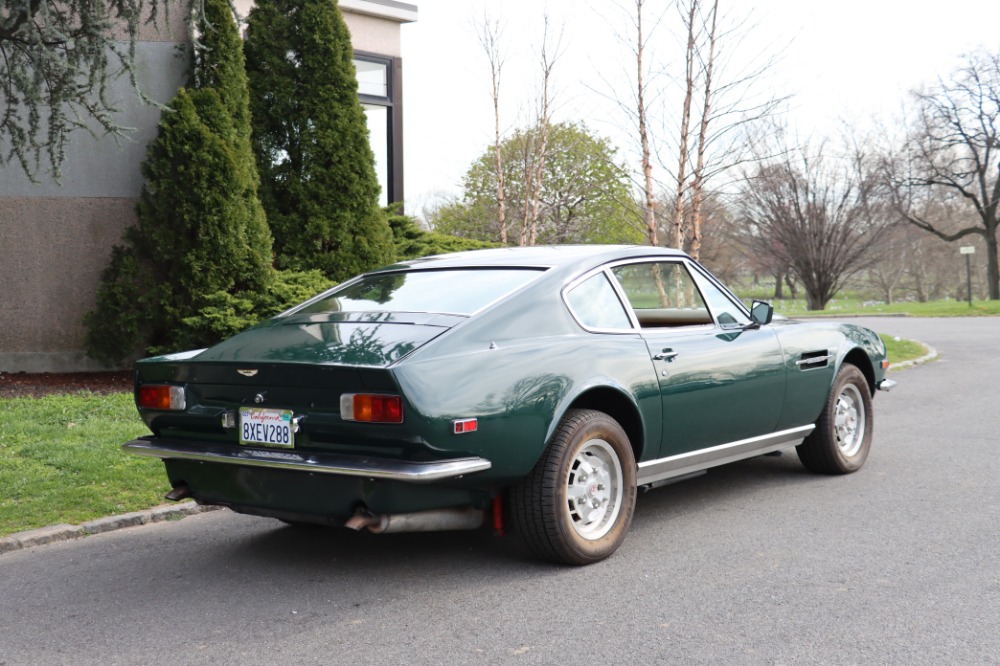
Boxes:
[340,394,403,423]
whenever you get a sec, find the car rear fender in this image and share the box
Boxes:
[548,382,651,464]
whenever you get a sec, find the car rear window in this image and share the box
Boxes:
[294,269,544,316]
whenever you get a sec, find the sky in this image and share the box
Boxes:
[396,0,1000,219]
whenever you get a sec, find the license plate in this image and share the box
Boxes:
[239,408,294,448]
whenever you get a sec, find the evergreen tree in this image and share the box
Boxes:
[86,0,274,365]
[191,0,272,285]
[245,0,395,281]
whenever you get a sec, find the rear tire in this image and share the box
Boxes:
[510,409,637,565]
[797,364,873,474]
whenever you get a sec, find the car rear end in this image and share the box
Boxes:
[124,266,548,526]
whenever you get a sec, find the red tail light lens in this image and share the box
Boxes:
[340,394,403,423]
[137,384,186,411]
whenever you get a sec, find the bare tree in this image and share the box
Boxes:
[669,0,698,251]
[864,221,910,304]
[661,0,785,255]
[632,0,659,245]
[739,140,891,310]
[521,15,562,245]
[520,16,562,246]
[687,0,718,260]
[885,49,1000,299]
[475,13,509,245]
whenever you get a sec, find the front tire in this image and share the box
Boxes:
[797,364,873,474]
[510,409,637,565]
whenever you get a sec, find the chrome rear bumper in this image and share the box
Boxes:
[123,437,492,483]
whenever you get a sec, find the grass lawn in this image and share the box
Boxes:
[764,297,1000,318]
[0,392,167,537]
[881,335,929,368]
[0,328,938,539]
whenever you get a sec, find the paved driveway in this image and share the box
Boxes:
[1,317,998,665]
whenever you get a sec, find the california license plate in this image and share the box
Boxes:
[239,408,294,448]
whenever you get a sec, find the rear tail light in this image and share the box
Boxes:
[137,384,186,411]
[340,394,403,423]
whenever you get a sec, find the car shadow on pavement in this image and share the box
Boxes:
[208,450,822,574]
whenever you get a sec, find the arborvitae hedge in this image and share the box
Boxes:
[245,0,395,281]
[85,0,277,365]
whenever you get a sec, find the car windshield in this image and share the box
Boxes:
[294,268,545,316]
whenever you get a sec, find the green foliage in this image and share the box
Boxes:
[245,0,395,280]
[0,0,170,180]
[388,209,497,260]
[193,0,254,141]
[173,269,333,349]
[880,335,927,366]
[433,122,644,245]
[86,0,276,366]
[258,269,337,314]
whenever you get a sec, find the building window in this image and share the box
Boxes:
[353,53,402,205]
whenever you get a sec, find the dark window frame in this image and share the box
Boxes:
[353,51,404,205]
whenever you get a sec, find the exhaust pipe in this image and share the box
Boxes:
[165,484,192,501]
[344,507,484,534]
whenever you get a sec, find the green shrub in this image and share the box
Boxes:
[86,0,274,366]
[245,0,395,280]
[389,209,497,260]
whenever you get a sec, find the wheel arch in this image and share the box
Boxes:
[556,386,646,463]
[841,346,876,395]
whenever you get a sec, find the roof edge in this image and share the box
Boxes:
[340,0,417,23]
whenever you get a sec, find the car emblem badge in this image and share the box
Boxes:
[237,369,258,377]
[254,393,266,404]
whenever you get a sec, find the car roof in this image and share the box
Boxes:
[373,245,691,273]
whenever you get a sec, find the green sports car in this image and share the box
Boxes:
[124,245,895,565]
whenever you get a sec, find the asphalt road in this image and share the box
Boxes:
[1,317,998,666]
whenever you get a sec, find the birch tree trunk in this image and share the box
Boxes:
[476,15,508,245]
[635,0,658,246]
[671,0,698,252]
[688,0,718,262]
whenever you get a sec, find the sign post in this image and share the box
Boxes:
[959,246,976,306]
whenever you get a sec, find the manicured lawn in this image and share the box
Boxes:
[0,392,166,537]
[881,335,929,367]
[766,298,1000,318]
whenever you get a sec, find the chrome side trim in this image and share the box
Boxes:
[123,438,492,483]
[636,425,815,486]
[796,354,834,367]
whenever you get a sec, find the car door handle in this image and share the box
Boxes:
[652,349,679,362]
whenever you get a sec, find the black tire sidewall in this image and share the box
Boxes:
[547,410,637,564]
[799,364,873,474]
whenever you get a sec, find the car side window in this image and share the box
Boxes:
[696,276,752,327]
[610,262,712,328]
[565,272,633,330]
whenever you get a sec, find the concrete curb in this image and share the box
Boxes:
[0,502,221,555]
[886,342,939,372]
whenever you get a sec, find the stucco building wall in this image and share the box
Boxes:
[0,1,414,373]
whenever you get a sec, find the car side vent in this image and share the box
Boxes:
[796,350,834,369]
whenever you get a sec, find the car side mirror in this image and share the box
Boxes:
[750,300,774,326]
